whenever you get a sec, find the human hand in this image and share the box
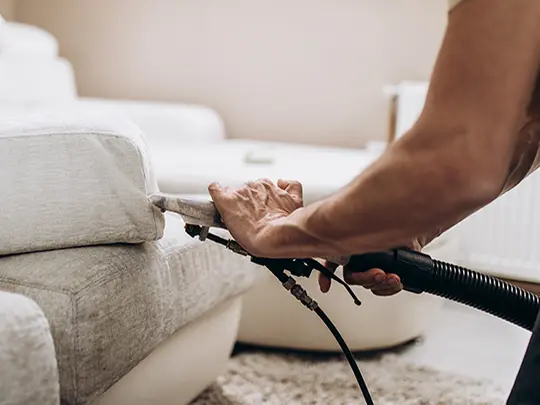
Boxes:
[208,178,303,258]
[318,259,404,297]
[318,231,442,296]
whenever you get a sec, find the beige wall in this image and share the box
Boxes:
[0,0,14,19]
[15,0,448,147]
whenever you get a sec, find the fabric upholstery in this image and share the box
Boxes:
[0,105,165,256]
[0,291,60,405]
[0,213,258,404]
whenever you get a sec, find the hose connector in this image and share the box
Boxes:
[282,276,319,311]
[347,248,434,294]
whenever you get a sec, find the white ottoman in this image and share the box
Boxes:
[150,139,379,205]
[237,237,457,351]
[150,139,462,351]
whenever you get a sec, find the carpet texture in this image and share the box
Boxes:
[191,350,508,405]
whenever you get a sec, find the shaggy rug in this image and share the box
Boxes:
[190,349,508,405]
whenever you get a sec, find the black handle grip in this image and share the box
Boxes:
[346,248,435,294]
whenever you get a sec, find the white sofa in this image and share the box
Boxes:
[0,20,260,405]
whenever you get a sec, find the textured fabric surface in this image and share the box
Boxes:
[0,213,259,404]
[0,105,165,256]
[0,291,60,405]
[191,350,507,405]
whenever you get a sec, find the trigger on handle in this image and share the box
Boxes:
[305,259,362,306]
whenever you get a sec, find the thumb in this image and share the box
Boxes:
[208,182,228,202]
[277,179,303,203]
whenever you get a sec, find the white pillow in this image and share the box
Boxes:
[0,105,165,256]
[0,22,59,59]
[0,57,77,106]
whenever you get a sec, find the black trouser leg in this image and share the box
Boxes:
[506,310,540,404]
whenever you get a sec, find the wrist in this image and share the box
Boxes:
[263,205,331,258]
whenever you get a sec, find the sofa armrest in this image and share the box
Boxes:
[78,98,226,146]
[0,291,60,405]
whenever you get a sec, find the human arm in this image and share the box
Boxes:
[209,0,540,268]
[263,0,540,258]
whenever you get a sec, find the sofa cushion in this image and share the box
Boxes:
[0,57,77,106]
[0,105,164,256]
[0,21,59,59]
[0,213,258,405]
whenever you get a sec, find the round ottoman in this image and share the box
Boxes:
[237,234,461,351]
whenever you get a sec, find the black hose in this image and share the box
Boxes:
[347,248,540,331]
[315,307,374,405]
[428,260,540,330]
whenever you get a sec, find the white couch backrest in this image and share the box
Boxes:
[0,21,59,58]
[0,21,77,106]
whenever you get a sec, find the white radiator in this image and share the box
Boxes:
[388,81,540,283]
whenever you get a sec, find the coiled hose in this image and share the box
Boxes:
[347,248,540,331]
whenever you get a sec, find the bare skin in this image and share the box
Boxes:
[209,0,540,297]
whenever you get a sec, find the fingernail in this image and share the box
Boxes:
[387,278,398,285]
[374,274,385,283]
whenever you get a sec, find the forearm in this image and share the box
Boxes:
[271,0,540,259]
[275,129,499,258]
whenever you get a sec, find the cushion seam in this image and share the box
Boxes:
[0,129,140,141]
[0,277,78,400]
[0,276,73,294]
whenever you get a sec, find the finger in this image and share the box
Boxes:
[208,182,229,199]
[208,182,234,214]
[372,285,403,296]
[360,273,401,290]
[247,180,273,205]
[318,261,339,293]
[371,274,403,296]
[318,272,331,293]
[256,178,275,187]
[277,179,303,204]
[343,267,386,286]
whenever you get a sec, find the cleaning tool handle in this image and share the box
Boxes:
[347,248,434,294]
[347,248,540,330]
